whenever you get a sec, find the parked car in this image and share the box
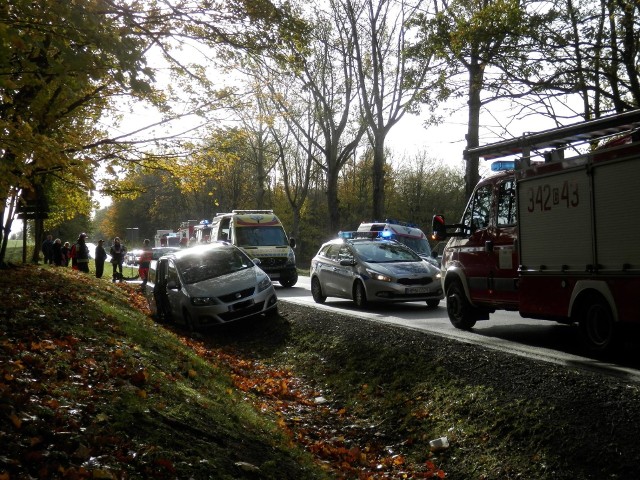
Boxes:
[125,249,143,265]
[145,243,278,329]
[310,237,443,308]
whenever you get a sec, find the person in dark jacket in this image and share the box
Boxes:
[61,241,71,267]
[41,235,53,264]
[52,238,63,266]
[95,239,108,278]
[75,233,90,273]
[109,237,126,282]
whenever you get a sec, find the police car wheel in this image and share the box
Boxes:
[426,299,440,309]
[353,281,368,308]
[311,277,326,304]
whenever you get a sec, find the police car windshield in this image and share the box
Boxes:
[352,242,421,263]
[177,248,253,284]
[398,237,432,256]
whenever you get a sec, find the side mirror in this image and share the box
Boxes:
[289,238,296,248]
[339,259,356,267]
[167,280,180,290]
[252,258,262,266]
[431,215,447,241]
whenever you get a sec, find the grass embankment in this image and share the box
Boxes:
[0,265,326,479]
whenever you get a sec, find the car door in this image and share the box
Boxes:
[453,182,494,303]
[165,259,183,318]
[487,178,519,307]
[152,258,170,319]
[332,244,357,297]
[316,244,342,296]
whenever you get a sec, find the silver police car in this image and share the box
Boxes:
[310,237,443,308]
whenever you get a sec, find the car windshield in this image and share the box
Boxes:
[353,242,422,263]
[177,248,254,284]
[235,226,288,247]
[397,237,432,256]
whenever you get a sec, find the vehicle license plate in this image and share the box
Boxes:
[406,287,428,294]
[230,299,253,311]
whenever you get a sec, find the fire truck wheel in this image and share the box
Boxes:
[579,299,618,355]
[353,281,368,308]
[446,280,477,330]
[311,277,326,304]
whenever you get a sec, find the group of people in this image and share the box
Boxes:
[42,233,153,285]
[40,235,73,267]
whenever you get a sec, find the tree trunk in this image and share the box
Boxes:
[326,169,341,234]
[371,138,386,220]
[465,60,483,200]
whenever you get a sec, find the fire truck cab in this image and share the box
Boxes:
[432,110,640,354]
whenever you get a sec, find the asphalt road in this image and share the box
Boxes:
[276,276,640,383]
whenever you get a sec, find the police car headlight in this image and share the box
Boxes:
[257,275,272,292]
[191,297,216,306]
[366,269,392,282]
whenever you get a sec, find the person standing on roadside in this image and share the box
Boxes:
[41,234,53,264]
[52,238,63,266]
[95,239,108,278]
[75,233,90,273]
[138,239,153,289]
[61,241,71,266]
[109,237,126,282]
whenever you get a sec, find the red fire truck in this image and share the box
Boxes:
[432,110,640,355]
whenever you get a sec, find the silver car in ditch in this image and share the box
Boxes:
[146,243,278,329]
[310,237,443,308]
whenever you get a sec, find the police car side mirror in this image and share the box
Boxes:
[289,238,296,248]
[339,259,356,267]
[167,280,180,290]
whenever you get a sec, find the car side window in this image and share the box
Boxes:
[167,261,179,284]
[148,266,156,284]
[318,244,333,259]
[328,244,344,261]
[470,184,493,231]
[338,245,353,262]
[497,179,517,226]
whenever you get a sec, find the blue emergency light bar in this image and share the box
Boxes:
[338,231,388,240]
[491,160,518,171]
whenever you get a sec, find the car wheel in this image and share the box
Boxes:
[182,308,195,332]
[311,277,326,304]
[353,281,368,308]
[579,298,618,356]
[279,271,298,288]
[426,299,440,309]
[446,280,477,330]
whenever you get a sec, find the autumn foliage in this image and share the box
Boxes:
[0,265,446,479]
